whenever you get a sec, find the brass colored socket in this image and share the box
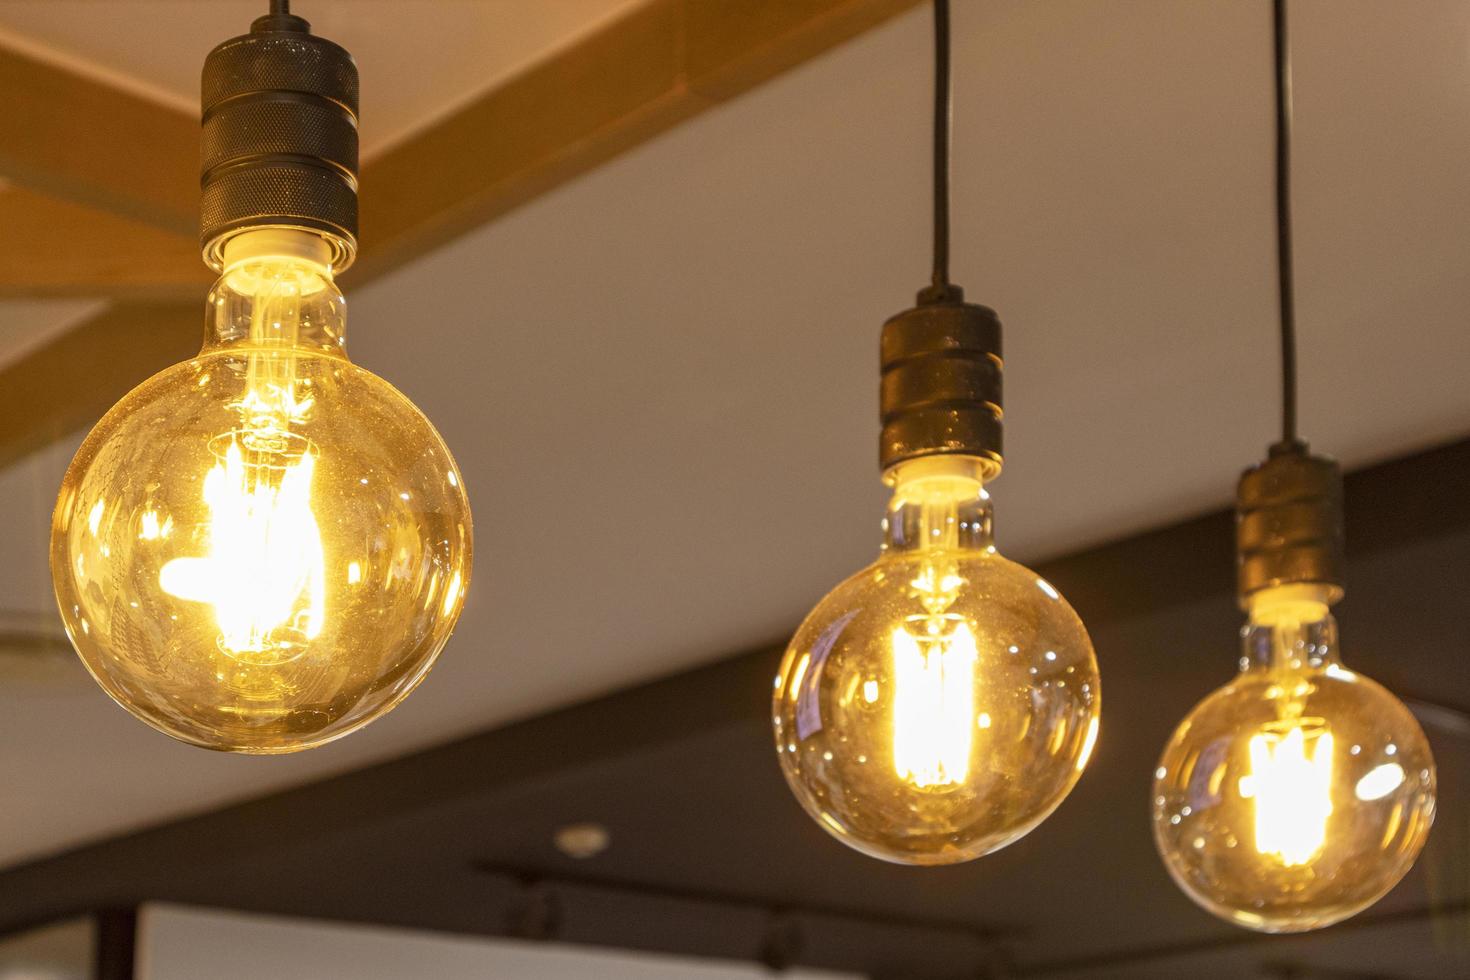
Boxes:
[1236,443,1346,606]
[879,286,1003,476]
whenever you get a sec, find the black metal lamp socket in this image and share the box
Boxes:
[1236,441,1347,606]
[879,284,1004,476]
[199,7,359,271]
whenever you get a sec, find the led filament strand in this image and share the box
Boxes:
[160,264,327,664]
[891,531,978,789]
[892,620,976,788]
[1243,725,1333,866]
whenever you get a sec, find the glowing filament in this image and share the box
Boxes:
[159,438,325,660]
[1241,726,1334,866]
[891,623,977,788]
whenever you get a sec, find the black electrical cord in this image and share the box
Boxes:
[1273,0,1299,449]
[256,0,309,37]
[931,0,952,291]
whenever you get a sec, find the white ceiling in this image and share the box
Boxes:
[0,0,641,156]
[0,0,1467,869]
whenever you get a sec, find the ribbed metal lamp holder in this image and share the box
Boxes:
[200,8,359,272]
[1235,441,1346,606]
[879,284,1004,475]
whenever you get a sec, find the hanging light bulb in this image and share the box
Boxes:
[1150,0,1433,932]
[50,2,472,753]
[772,0,1100,866]
[1153,503,1436,932]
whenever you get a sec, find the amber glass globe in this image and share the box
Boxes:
[1153,587,1435,932]
[773,457,1100,865]
[52,232,472,753]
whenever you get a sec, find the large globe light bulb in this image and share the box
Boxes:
[51,230,473,753]
[773,456,1100,865]
[1152,584,1435,932]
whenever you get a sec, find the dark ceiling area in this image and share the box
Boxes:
[1,440,1466,979]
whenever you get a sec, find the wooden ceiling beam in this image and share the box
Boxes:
[0,186,208,300]
[0,44,197,236]
[683,0,924,100]
[0,0,923,469]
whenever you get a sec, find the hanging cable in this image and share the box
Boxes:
[1273,0,1299,448]
[880,0,1003,476]
[931,0,952,291]
[258,0,307,34]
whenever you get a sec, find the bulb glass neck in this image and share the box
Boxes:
[205,228,348,358]
[881,455,994,556]
[1241,584,1341,675]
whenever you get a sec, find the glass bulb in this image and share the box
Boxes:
[1152,585,1436,932]
[51,230,473,753]
[772,456,1100,865]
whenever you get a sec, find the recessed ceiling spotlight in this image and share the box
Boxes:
[553,822,611,860]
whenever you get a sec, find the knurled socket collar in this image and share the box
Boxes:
[200,9,359,272]
[1236,441,1346,607]
[879,284,1004,476]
